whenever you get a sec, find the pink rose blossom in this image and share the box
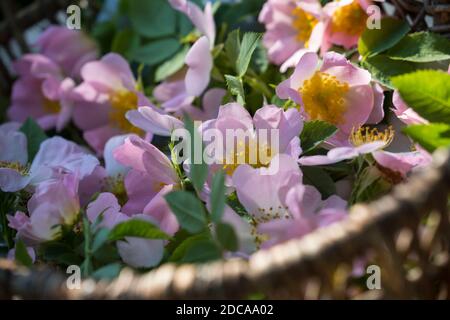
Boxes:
[8,173,80,245]
[259,0,327,71]
[87,192,165,268]
[72,53,153,153]
[277,51,383,142]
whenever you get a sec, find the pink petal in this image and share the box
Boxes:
[185,36,212,96]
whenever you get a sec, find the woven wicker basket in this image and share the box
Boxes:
[0,0,449,300]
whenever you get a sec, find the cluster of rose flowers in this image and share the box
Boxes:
[0,0,436,271]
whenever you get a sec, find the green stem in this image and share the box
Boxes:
[169,140,185,190]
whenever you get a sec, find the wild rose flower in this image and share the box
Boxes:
[322,0,376,51]
[8,173,80,245]
[8,54,76,131]
[113,135,180,229]
[259,0,326,71]
[277,51,383,142]
[87,192,165,268]
[200,102,303,178]
[72,53,153,153]
[0,134,98,192]
[8,26,98,131]
[36,26,98,79]
[299,126,431,178]
[77,134,133,206]
[232,154,347,248]
[258,184,347,248]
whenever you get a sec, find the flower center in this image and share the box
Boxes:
[292,7,318,47]
[250,206,291,249]
[222,139,274,176]
[43,98,61,114]
[104,175,128,206]
[331,1,368,36]
[109,90,142,134]
[350,126,395,147]
[300,71,350,125]
[0,161,29,175]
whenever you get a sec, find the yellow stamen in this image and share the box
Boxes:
[300,71,350,125]
[109,90,142,134]
[0,161,29,175]
[292,7,318,47]
[222,140,273,176]
[43,98,61,114]
[350,126,395,147]
[331,1,368,36]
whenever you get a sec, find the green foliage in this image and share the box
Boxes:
[155,45,190,81]
[111,28,139,59]
[300,120,337,154]
[361,55,417,89]
[301,166,336,198]
[181,239,222,263]
[128,0,177,39]
[225,75,245,105]
[358,17,410,58]
[387,32,450,63]
[130,38,181,66]
[236,32,262,77]
[108,219,171,242]
[350,166,392,205]
[14,239,33,267]
[165,191,208,234]
[184,115,208,194]
[403,124,450,152]
[91,263,122,280]
[19,118,47,161]
[391,70,450,124]
[210,170,226,223]
[215,222,238,251]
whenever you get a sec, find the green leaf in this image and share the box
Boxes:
[92,263,122,281]
[111,28,139,58]
[91,228,110,253]
[184,115,208,193]
[236,32,262,77]
[168,232,210,262]
[108,219,171,242]
[358,17,410,58]
[361,55,417,88]
[391,70,450,123]
[181,239,222,263]
[403,123,450,152]
[154,45,189,82]
[164,191,207,234]
[14,239,32,267]
[131,38,181,66]
[350,166,391,205]
[128,0,176,38]
[225,74,245,105]
[210,170,226,223]
[215,222,238,251]
[251,40,269,74]
[387,32,450,63]
[301,166,336,198]
[225,29,241,66]
[300,120,337,154]
[19,118,47,161]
